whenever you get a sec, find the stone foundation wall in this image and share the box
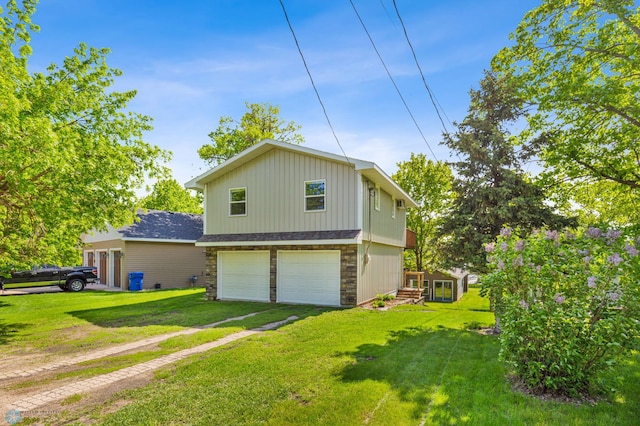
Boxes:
[204,244,358,306]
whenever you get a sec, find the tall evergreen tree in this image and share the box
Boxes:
[439,71,574,272]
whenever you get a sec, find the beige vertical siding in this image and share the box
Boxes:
[205,148,359,234]
[125,242,206,289]
[360,178,406,247]
[357,243,403,304]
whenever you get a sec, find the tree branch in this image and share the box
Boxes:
[573,158,640,189]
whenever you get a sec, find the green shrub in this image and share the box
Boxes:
[483,227,640,397]
[371,300,386,308]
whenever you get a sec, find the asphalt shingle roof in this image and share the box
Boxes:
[119,210,203,241]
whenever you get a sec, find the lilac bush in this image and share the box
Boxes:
[482,227,640,396]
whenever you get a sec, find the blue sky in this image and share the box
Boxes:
[28,0,539,190]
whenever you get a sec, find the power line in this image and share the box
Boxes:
[278,0,351,164]
[349,0,438,161]
[392,0,453,136]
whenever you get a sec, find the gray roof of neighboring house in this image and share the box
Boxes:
[119,210,203,241]
[197,229,361,244]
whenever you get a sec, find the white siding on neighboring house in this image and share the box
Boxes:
[205,148,360,235]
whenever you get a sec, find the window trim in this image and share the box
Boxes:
[374,184,381,211]
[229,187,247,217]
[304,179,326,212]
[392,196,396,218]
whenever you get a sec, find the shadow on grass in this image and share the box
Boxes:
[338,326,508,424]
[0,300,29,345]
[339,324,640,425]
[69,291,329,329]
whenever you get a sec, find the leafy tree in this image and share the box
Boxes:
[141,178,203,214]
[392,154,454,272]
[438,71,574,272]
[198,102,304,165]
[0,1,169,273]
[492,0,640,225]
[548,178,640,230]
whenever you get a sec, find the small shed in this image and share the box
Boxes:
[418,269,468,302]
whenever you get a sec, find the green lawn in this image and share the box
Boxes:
[2,288,638,425]
[0,288,314,356]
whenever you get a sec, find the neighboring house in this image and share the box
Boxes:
[185,139,418,307]
[414,269,468,302]
[82,210,205,290]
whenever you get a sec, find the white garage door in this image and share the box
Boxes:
[277,250,340,306]
[218,251,270,302]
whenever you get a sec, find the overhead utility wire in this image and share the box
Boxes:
[349,0,438,161]
[278,0,351,164]
[392,0,453,135]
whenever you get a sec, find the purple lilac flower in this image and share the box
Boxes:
[545,230,559,241]
[587,276,597,288]
[586,227,603,238]
[500,227,512,238]
[607,292,620,302]
[515,240,525,251]
[605,229,623,245]
[497,259,505,270]
[512,255,524,267]
[626,244,639,258]
[583,256,592,264]
[554,294,566,304]
[578,249,589,256]
[608,253,623,266]
[536,265,542,272]
[565,231,576,240]
[500,242,508,251]
[485,242,495,253]
[519,299,529,309]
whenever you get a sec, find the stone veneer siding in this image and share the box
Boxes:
[204,244,358,306]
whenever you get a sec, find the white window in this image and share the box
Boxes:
[375,184,380,211]
[229,187,246,216]
[305,180,326,212]
[392,196,396,218]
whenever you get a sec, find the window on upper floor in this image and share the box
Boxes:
[229,187,247,216]
[305,180,326,212]
[375,184,381,211]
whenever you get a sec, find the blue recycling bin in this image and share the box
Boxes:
[128,272,144,291]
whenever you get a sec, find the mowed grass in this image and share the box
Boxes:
[0,288,288,356]
[42,288,638,426]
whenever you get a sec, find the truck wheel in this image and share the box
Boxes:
[67,278,85,292]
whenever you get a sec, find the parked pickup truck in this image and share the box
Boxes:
[1,265,98,292]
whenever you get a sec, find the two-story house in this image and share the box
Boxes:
[185,139,417,306]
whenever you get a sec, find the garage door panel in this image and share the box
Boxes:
[218,251,270,302]
[277,251,340,306]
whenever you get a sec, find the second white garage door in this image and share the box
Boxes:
[218,251,270,302]
[277,250,341,306]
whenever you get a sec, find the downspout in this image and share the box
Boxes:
[365,181,375,264]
